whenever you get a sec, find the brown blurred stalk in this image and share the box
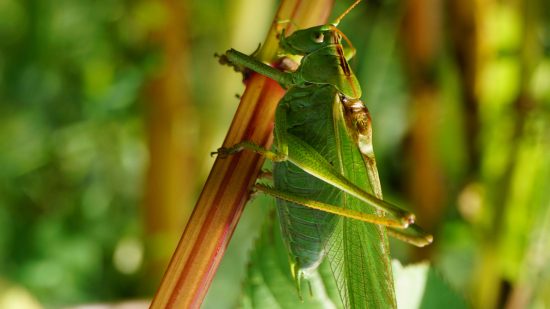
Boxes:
[143,0,197,290]
[448,0,481,174]
[401,0,445,260]
[150,1,333,308]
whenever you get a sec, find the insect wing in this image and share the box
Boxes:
[323,98,397,308]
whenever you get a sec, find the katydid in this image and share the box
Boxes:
[215,0,432,306]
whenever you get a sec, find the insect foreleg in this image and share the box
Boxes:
[224,49,295,88]
[213,141,287,162]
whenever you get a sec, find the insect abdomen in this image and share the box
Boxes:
[273,85,342,274]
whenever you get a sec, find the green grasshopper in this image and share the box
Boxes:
[216,0,432,306]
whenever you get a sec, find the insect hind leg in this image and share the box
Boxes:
[254,183,409,228]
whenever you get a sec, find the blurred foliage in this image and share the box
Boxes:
[0,0,150,306]
[1,0,549,308]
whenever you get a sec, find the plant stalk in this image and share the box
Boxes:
[150,1,334,307]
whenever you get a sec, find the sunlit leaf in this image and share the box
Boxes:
[394,261,468,309]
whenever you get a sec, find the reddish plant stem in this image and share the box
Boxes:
[150,1,333,308]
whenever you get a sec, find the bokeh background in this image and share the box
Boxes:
[1,0,549,308]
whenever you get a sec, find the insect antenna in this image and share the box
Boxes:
[332,0,362,26]
[332,26,355,52]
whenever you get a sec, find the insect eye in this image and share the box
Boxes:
[313,32,324,43]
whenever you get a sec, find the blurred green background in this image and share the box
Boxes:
[1,0,549,308]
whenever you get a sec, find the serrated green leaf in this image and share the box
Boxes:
[238,215,342,309]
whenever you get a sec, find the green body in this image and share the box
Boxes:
[218,16,431,308]
[273,84,395,306]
